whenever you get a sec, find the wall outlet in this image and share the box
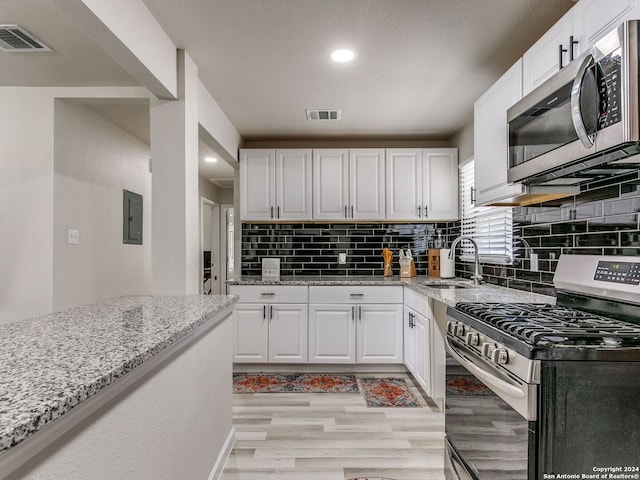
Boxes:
[338,252,347,264]
[530,253,539,272]
[67,229,80,245]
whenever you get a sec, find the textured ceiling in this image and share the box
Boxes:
[1,0,574,144]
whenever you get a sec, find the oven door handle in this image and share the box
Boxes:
[446,336,526,401]
[570,53,596,149]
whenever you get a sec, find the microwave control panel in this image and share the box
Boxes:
[597,51,622,130]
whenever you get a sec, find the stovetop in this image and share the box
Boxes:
[448,302,640,361]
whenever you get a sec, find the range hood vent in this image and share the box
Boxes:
[305,109,341,121]
[0,25,51,52]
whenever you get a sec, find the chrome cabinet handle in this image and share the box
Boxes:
[358,306,362,321]
[350,206,354,218]
[263,305,266,319]
[418,205,421,218]
[260,292,275,297]
[270,305,273,320]
[571,53,596,148]
[277,206,280,219]
[349,293,364,298]
[352,305,356,320]
[424,205,428,217]
[270,206,274,219]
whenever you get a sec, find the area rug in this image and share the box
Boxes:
[359,377,420,408]
[233,373,359,393]
[446,374,494,396]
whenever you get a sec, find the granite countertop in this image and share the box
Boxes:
[0,295,237,456]
[228,275,555,306]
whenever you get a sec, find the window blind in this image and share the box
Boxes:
[458,159,513,264]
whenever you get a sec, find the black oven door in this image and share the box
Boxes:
[444,337,537,480]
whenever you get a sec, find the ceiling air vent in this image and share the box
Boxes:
[0,25,51,52]
[305,109,341,121]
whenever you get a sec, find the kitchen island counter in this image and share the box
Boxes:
[0,294,237,479]
[228,276,555,305]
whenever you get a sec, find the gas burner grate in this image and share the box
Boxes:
[455,302,640,347]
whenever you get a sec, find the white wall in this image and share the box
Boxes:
[53,101,152,311]
[0,89,55,324]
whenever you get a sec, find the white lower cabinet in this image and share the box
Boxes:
[308,286,404,364]
[404,305,430,393]
[230,286,309,363]
[403,288,435,397]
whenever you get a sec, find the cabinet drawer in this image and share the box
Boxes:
[404,288,433,314]
[309,286,403,304]
[229,285,308,303]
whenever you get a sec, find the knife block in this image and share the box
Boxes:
[400,259,416,278]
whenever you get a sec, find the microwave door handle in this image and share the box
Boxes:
[570,53,596,149]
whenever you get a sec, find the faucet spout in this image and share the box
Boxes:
[448,236,483,285]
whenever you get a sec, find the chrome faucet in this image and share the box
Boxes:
[448,236,483,285]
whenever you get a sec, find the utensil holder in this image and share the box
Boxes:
[400,259,416,278]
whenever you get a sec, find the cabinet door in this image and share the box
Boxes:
[275,149,312,221]
[349,149,385,219]
[474,59,523,206]
[404,308,417,374]
[356,304,403,364]
[422,149,458,220]
[233,303,268,362]
[268,304,309,363]
[308,304,355,363]
[573,0,637,49]
[312,149,349,220]
[240,149,275,221]
[413,310,430,395]
[522,10,574,95]
[385,149,422,220]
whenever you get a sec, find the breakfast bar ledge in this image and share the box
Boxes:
[0,295,237,480]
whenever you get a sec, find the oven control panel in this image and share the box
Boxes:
[446,321,510,365]
[594,260,640,285]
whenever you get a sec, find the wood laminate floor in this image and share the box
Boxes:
[221,373,446,480]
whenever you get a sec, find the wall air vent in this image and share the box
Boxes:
[305,109,342,121]
[0,25,51,52]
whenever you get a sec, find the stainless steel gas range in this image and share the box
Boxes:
[444,254,640,480]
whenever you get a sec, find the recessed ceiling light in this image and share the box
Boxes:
[330,48,355,63]
[204,156,218,163]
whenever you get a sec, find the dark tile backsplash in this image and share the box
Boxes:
[241,173,640,296]
[465,173,640,297]
[241,222,459,277]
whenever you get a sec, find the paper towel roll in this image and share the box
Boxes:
[440,249,455,278]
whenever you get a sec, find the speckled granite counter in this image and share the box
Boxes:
[0,295,237,458]
[228,276,555,305]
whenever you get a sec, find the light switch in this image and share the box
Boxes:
[339,253,347,264]
[67,229,80,245]
[530,253,539,272]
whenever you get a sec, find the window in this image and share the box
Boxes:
[458,159,512,264]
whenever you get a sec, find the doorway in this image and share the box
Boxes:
[201,199,220,295]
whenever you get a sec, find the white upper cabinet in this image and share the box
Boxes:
[240,149,312,221]
[572,0,638,49]
[349,149,386,220]
[523,0,639,96]
[386,148,458,221]
[313,149,385,220]
[423,149,459,220]
[474,59,523,206]
[522,9,575,96]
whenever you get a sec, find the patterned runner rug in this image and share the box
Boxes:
[446,374,493,396]
[360,377,420,407]
[233,373,359,393]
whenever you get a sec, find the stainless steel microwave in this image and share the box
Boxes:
[508,20,640,186]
